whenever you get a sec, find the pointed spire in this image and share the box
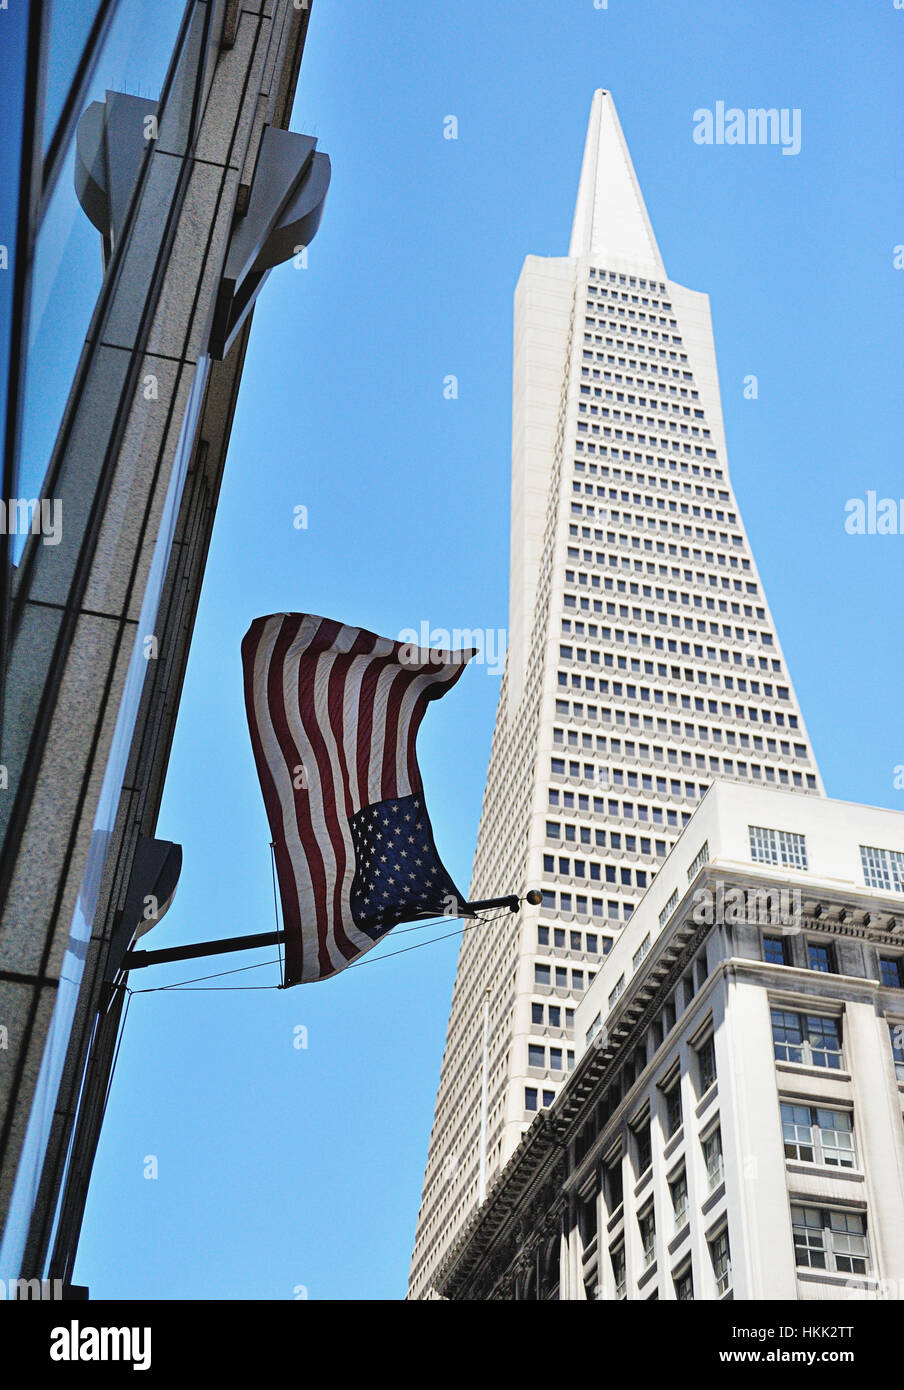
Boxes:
[569,89,664,273]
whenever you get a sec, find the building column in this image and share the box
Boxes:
[845,1000,904,1289]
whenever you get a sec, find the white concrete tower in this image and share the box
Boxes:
[408,90,823,1299]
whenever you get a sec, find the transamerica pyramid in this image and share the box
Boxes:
[407,90,823,1299]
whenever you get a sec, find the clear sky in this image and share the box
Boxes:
[74,0,904,1299]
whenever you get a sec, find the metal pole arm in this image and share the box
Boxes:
[123,930,284,971]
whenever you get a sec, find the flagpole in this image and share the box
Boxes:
[122,891,543,971]
[122,930,285,970]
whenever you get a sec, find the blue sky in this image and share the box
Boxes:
[75,0,904,1299]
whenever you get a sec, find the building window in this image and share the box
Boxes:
[781,1103,855,1169]
[880,957,904,989]
[763,934,790,966]
[632,933,651,970]
[535,964,551,986]
[586,1013,603,1048]
[749,824,807,870]
[531,1002,544,1024]
[634,1119,652,1175]
[578,1190,598,1246]
[807,940,835,973]
[771,1009,843,1070]
[639,1206,656,1269]
[687,839,709,881]
[703,1127,723,1191]
[791,1206,869,1276]
[890,1023,904,1082]
[659,888,679,928]
[670,1169,688,1230]
[674,1265,694,1300]
[709,1228,732,1296]
[525,1087,538,1111]
[606,1155,623,1213]
[528,1044,545,1068]
[611,1243,627,1300]
[860,844,904,893]
[697,1034,717,1092]
[664,1078,683,1136]
[608,975,626,1010]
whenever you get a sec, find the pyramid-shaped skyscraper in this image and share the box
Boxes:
[408,91,822,1299]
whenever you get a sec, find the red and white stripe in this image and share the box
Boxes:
[241,614,473,984]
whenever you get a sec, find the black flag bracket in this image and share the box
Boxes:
[121,891,542,972]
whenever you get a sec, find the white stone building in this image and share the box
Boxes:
[436,782,904,1301]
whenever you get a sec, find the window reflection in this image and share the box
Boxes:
[42,0,107,154]
[15,0,189,562]
[0,0,29,499]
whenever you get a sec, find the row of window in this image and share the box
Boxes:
[573,481,726,511]
[556,724,804,769]
[531,1001,576,1028]
[577,394,708,433]
[764,932,904,988]
[569,508,748,555]
[774,1009,904,1082]
[548,785,690,828]
[527,1044,577,1073]
[558,647,797,718]
[587,267,669,294]
[563,601,771,659]
[573,507,734,548]
[553,709,802,761]
[564,566,760,620]
[552,754,814,797]
[594,1126,729,1299]
[556,669,799,727]
[534,962,596,990]
[542,855,649,889]
[749,824,808,870]
[583,312,683,342]
[573,454,721,487]
[861,844,904,893]
[564,545,755,601]
[607,1201,870,1299]
[602,1100,870,1297]
[559,630,782,676]
[545,822,667,857]
[537,891,633,922]
[584,1120,723,1241]
[558,669,787,706]
[537,925,609,954]
[580,342,698,391]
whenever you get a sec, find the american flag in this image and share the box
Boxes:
[241,613,474,985]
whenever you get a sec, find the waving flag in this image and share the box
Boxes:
[242,613,474,985]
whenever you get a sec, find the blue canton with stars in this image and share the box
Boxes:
[349,794,464,941]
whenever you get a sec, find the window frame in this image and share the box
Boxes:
[790,1204,869,1276]
[771,1007,843,1071]
[781,1101,856,1170]
[709,1227,732,1297]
